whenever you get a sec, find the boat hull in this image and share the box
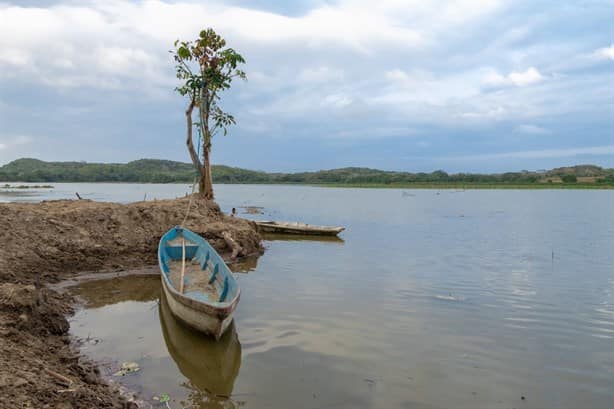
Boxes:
[158,226,240,341]
[256,221,345,236]
[161,275,237,340]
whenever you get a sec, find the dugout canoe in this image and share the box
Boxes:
[255,220,345,236]
[158,226,240,340]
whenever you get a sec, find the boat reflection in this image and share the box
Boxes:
[159,293,242,408]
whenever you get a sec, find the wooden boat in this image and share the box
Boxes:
[255,220,345,236]
[261,233,345,244]
[158,226,240,340]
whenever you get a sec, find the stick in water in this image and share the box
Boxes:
[179,238,186,293]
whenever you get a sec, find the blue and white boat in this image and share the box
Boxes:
[158,226,240,340]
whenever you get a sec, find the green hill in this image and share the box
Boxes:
[0,158,266,183]
[0,158,613,186]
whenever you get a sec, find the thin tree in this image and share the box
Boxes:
[172,29,246,199]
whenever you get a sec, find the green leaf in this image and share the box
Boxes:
[177,46,191,59]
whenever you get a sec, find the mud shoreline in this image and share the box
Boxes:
[0,196,263,408]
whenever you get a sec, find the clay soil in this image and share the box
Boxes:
[0,196,263,408]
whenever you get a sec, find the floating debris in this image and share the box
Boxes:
[113,361,140,376]
[240,206,264,214]
[434,293,466,302]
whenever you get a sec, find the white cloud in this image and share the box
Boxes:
[385,69,411,82]
[514,124,550,135]
[458,105,507,120]
[0,0,512,92]
[380,68,482,106]
[298,66,344,83]
[593,45,614,60]
[323,94,354,108]
[484,67,544,87]
[509,67,543,86]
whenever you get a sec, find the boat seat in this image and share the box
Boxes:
[165,245,198,260]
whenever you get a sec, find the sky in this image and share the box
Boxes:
[0,0,612,173]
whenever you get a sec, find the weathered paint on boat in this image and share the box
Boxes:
[255,221,345,236]
[158,226,240,340]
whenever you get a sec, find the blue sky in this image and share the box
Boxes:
[0,0,612,172]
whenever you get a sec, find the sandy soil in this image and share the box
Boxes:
[0,196,263,408]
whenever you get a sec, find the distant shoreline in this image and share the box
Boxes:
[1,158,613,188]
[311,182,614,189]
[0,181,612,190]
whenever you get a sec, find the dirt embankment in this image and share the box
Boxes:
[0,196,263,408]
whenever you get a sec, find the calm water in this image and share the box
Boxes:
[16,184,614,408]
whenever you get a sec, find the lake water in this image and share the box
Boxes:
[8,184,614,408]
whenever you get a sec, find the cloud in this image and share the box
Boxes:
[514,124,550,135]
[451,145,614,161]
[0,135,32,161]
[0,0,513,93]
[0,4,171,90]
[593,45,614,61]
[0,1,612,171]
[298,66,344,83]
[0,0,425,90]
[484,67,544,87]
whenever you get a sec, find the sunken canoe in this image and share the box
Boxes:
[158,226,240,340]
[255,220,345,236]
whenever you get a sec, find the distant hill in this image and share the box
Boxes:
[1,158,613,186]
[0,158,269,183]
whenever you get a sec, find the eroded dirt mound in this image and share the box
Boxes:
[0,283,131,408]
[0,196,263,408]
[0,196,262,284]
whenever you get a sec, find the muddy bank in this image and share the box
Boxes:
[0,196,263,408]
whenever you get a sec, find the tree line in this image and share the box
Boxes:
[1,158,613,185]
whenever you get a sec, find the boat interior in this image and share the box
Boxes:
[159,227,238,305]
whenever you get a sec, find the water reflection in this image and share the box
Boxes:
[70,274,160,308]
[159,293,242,408]
[229,255,260,273]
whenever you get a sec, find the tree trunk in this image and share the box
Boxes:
[185,99,205,194]
[199,86,214,199]
[203,143,214,199]
[198,174,206,194]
